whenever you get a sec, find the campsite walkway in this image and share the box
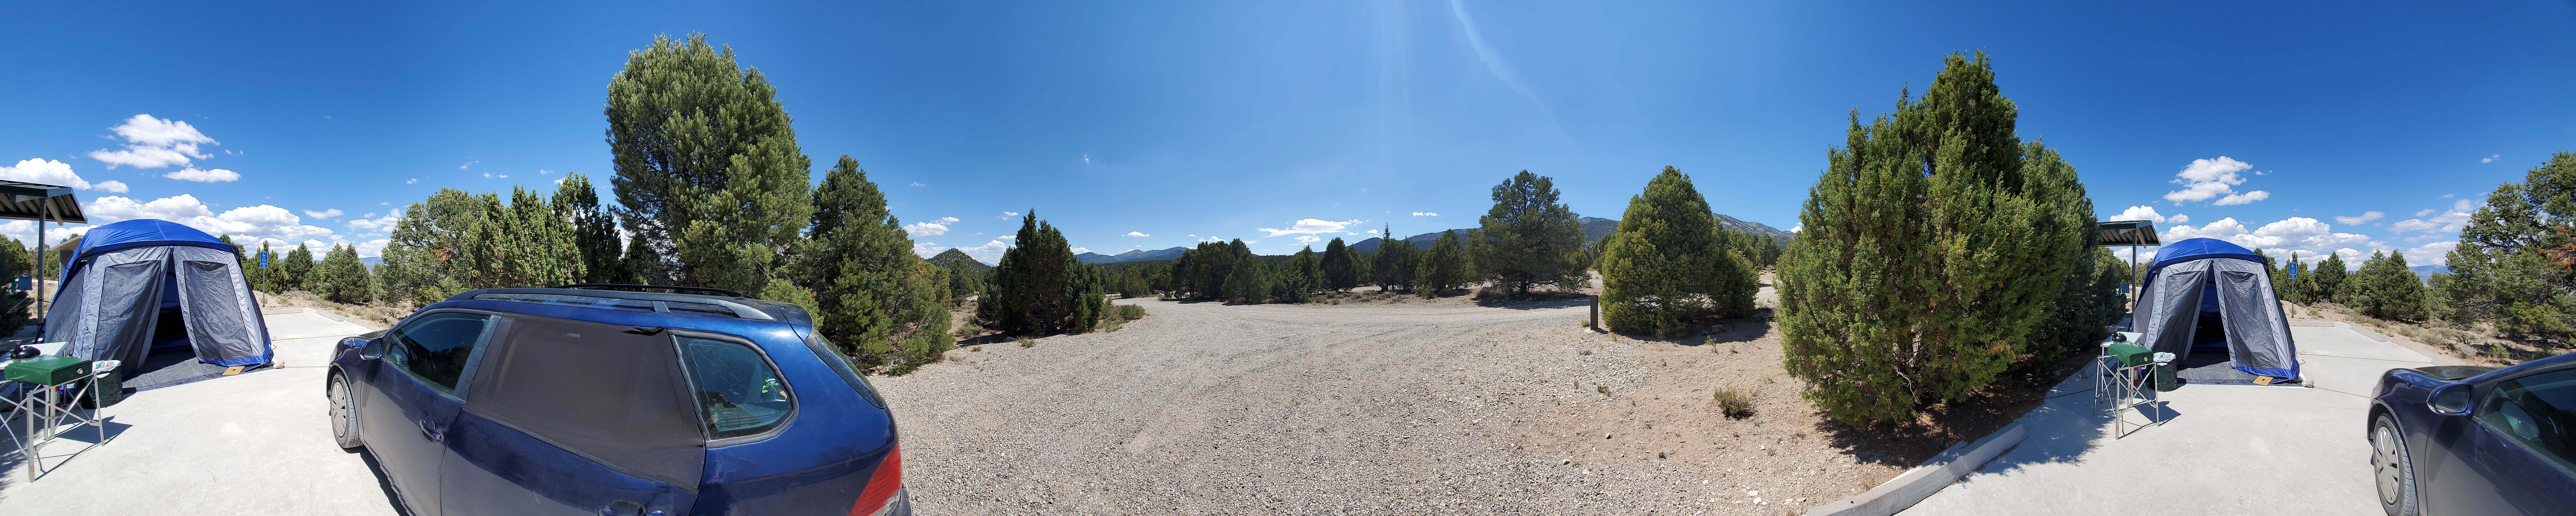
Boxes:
[1898,322,2445,515]
[0,308,393,515]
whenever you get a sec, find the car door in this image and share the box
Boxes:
[357,310,498,516]
[439,313,704,516]
[2463,367,2576,515]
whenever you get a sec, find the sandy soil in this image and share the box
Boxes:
[874,286,1902,515]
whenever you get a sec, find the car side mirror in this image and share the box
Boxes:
[359,338,386,360]
[2429,383,2473,415]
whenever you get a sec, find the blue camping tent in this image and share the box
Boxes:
[2131,238,2300,383]
[42,220,273,387]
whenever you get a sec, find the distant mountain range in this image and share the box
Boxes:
[1076,246,1188,264]
[2410,264,2448,282]
[1350,215,1792,253]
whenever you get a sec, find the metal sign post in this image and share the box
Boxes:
[2287,262,2300,304]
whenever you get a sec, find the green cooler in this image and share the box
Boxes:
[5,356,92,386]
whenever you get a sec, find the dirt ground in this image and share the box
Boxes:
[873,284,1911,515]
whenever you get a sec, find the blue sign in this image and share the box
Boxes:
[2287,262,2299,279]
[12,276,26,291]
[257,252,269,269]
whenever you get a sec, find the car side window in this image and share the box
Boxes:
[678,336,793,440]
[384,312,495,396]
[2477,368,2576,470]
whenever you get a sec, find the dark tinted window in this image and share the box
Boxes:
[2479,368,2576,470]
[679,336,792,439]
[462,314,705,487]
[804,333,885,408]
[384,312,493,396]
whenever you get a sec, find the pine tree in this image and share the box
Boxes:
[978,212,1099,336]
[1598,166,1742,336]
[1224,250,1267,304]
[282,244,315,291]
[315,244,375,304]
[556,172,624,284]
[1473,172,1587,296]
[2345,251,2431,321]
[1779,53,2093,424]
[606,33,814,295]
[804,156,945,369]
[1277,247,1322,303]
[617,234,663,285]
[1320,238,1359,291]
[508,185,585,288]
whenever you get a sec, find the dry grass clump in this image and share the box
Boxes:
[1712,387,1754,419]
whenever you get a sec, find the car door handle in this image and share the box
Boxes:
[418,419,443,442]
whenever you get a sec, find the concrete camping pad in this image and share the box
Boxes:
[1897,322,2447,515]
[0,308,391,515]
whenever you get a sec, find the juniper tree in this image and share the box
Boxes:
[315,244,375,304]
[1224,249,1268,304]
[1371,228,1421,293]
[555,173,624,284]
[1598,166,1757,336]
[606,33,813,295]
[2441,152,2576,336]
[979,212,1100,335]
[2345,251,2430,321]
[805,156,945,368]
[1418,230,1471,297]
[1473,172,1587,295]
[1277,247,1322,303]
[2312,253,2349,303]
[1320,238,1360,292]
[1778,53,2094,425]
[508,185,586,288]
[282,244,315,291]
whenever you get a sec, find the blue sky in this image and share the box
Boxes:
[3,1,2571,268]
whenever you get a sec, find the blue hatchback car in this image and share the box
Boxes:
[2368,352,2575,515]
[326,285,910,516]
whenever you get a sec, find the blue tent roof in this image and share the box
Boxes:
[73,219,233,257]
[2143,238,2267,288]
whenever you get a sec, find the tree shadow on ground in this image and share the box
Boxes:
[1603,309,1775,344]
[1813,354,2103,469]
[1473,290,1594,310]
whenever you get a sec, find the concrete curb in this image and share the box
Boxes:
[1804,424,2028,516]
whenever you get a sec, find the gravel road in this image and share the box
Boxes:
[874,294,1885,515]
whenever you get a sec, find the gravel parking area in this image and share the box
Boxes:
[875,294,1901,515]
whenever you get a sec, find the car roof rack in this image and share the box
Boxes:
[446,287,778,320]
[554,283,746,298]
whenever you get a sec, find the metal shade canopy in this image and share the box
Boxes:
[0,180,86,224]
[2097,220,2159,247]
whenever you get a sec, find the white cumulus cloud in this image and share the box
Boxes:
[1259,218,1363,236]
[2333,211,2384,225]
[0,158,127,192]
[88,114,218,169]
[2109,205,2172,223]
[303,209,345,219]
[1070,247,1092,254]
[346,210,402,230]
[954,240,1009,263]
[902,216,960,237]
[1125,231,1149,237]
[1412,212,1439,217]
[2388,219,2437,232]
[2483,154,2500,163]
[162,167,241,182]
[2161,157,2267,206]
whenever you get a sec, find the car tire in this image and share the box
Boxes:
[330,372,364,449]
[2372,413,2420,516]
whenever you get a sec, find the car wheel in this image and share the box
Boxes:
[330,372,364,449]
[2372,413,2419,516]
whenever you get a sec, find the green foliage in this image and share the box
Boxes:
[2309,253,2348,303]
[0,237,35,336]
[377,186,587,306]
[802,156,948,370]
[2343,251,2430,321]
[943,261,984,304]
[1320,238,1361,291]
[1115,303,1145,321]
[1473,171,1588,295]
[1599,166,1758,336]
[1417,230,1472,297]
[1711,388,1753,419]
[978,211,1105,336]
[1224,251,1269,304]
[253,242,283,293]
[314,244,375,304]
[1778,53,2094,425]
[1274,247,1321,303]
[282,244,314,291]
[2440,152,2576,339]
[1369,225,1419,293]
[760,278,819,316]
[556,173,626,284]
[605,33,813,295]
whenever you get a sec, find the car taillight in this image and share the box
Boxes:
[848,446,904,516]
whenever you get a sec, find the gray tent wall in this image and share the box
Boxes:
[2132,257,2300,379]
[47,245,274,369]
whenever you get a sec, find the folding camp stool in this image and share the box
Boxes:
[1,358,119,478]
[2101,353,2171,438]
